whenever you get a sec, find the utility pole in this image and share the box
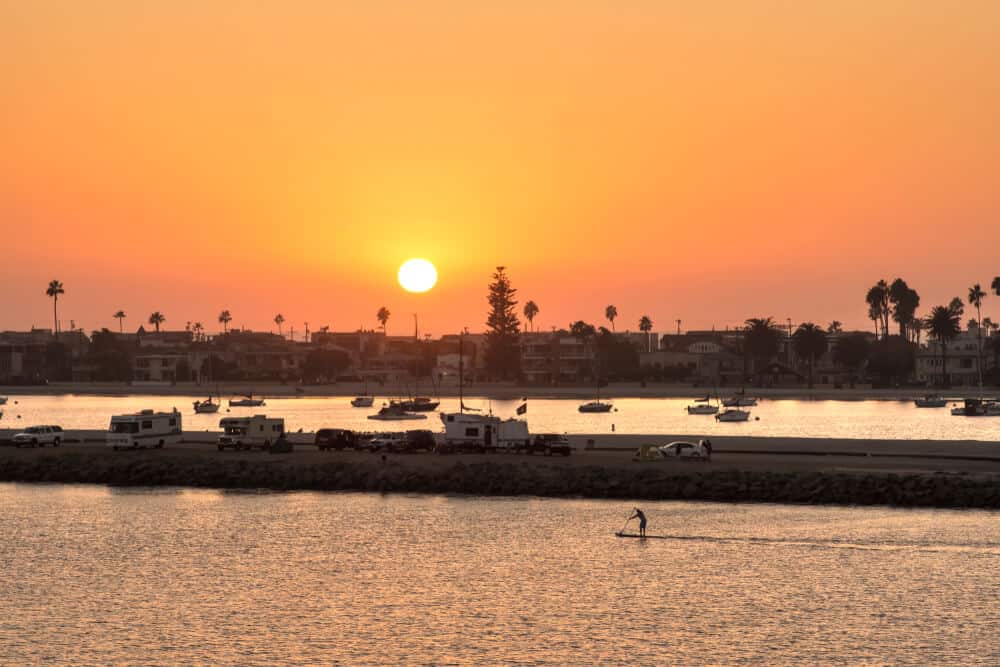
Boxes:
[304,322,309,343]
[676,319,681,336]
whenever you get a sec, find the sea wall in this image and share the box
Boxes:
[2,450,999,508]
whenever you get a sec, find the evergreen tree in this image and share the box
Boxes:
[484,266,521,379]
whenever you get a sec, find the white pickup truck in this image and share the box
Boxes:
[13,425,65,448]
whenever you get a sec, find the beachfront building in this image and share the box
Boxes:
[520,332,597,385]
[916,328,996,387]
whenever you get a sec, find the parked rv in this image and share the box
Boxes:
[107,409,182,450]
[218,415,285,451]
[438,412,530,454]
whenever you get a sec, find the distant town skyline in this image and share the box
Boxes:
[3,2,999,336]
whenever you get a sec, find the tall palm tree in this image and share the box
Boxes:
[46,280,64,336]
[113,310,126,334]
[523,301,539,332]
[193,322,204,341]
[969,283,987,388]
[924,304,961,387]
[866,281,890,338]
[274,313,285,337]
[605,305,618,332]
[792,323,828,389]
[744,317,782,385]
[889,279,920,339]
[377,307,390,335]
[148,311,165,333]
[827,320,842,334]
[218,310,232,334]
[639,315,653,352]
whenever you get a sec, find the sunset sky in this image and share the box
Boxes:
[3,2,999,337]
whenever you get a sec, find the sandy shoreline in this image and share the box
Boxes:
[2,381,989,402]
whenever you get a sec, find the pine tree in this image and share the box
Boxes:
[485,266,521,379]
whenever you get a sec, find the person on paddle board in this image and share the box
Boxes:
[628,508,647,537]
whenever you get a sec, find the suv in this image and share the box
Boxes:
[398,429,436,454]
[526,434,572,457]
[368,432,406,453]
[13,425,64,448]
[315,428,360,451]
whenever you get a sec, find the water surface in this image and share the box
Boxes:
[2,484,999,665]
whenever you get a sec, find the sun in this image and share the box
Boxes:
[398,258,438,293]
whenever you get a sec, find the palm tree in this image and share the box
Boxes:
[924,304,961,387]
[744,318,782,385]
[193,322,204,341]
[992,276,1000,297]
[46,280,64,336]
[866,281,890,338]
[827,320,842,334]
[969,283,986,388]
[639,315,653,352]
[605,305,618,332]
[274,313,285,337]
[792,323,828,389]
[148,311,165,333]
[218,310,232,334]
[113,310,126,334]
[377,307,390,335]
[523,301,539,332]
[889,279,920,339]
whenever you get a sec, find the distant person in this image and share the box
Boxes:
[629,507,647,537]
[703,439,713,462]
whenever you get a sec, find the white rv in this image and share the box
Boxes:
[107,409,182,450]
[438,412,530,453]
[218,415,285,451]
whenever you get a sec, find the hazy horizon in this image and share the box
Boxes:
[4,2,999,336]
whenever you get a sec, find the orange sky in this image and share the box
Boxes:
[3,2,999,337]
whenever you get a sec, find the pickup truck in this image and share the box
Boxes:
[13,425,64,448]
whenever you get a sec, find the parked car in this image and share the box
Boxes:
[315,428,360,451]
[398,429,436,453]
[368,432,406,452]
[525,434,572,456]
[13,425,64,448]
[659,441,707,460]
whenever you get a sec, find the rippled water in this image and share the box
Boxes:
[2,484,1000,665]
[3,393,1000,441]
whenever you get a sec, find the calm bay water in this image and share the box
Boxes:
[2,483,999,665]
[2,394,1000,441]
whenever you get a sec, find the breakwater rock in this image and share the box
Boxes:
[2,450,999,508]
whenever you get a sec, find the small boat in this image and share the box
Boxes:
[686,396,718,415]
[951,398,997,417]
[0,396,7,405]
[229,394,265,407]
[193,397,220,414]
[579,401,613,413]
[351,395,375,408]
[715,408,751,422]
[914,395,947,408]
[396,397,440,412]
[367,404,427,421]
[722,396,757,407]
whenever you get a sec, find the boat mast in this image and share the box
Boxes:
[458,331,464,414]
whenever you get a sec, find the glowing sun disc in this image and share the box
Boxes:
[398,258,438,293]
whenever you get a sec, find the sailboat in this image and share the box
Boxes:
[686,395,719,415]
[351,376,375,407]
[229,393,265,407]
[579,372,613,413]
[193,395,220,413]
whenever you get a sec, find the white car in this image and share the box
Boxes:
[368,432,406,452]
[659,440,707,460]
[13,425,64,448]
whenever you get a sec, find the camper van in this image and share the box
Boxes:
[107,409,182,450]
[438,412,530,453]
[218,415,285,451]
